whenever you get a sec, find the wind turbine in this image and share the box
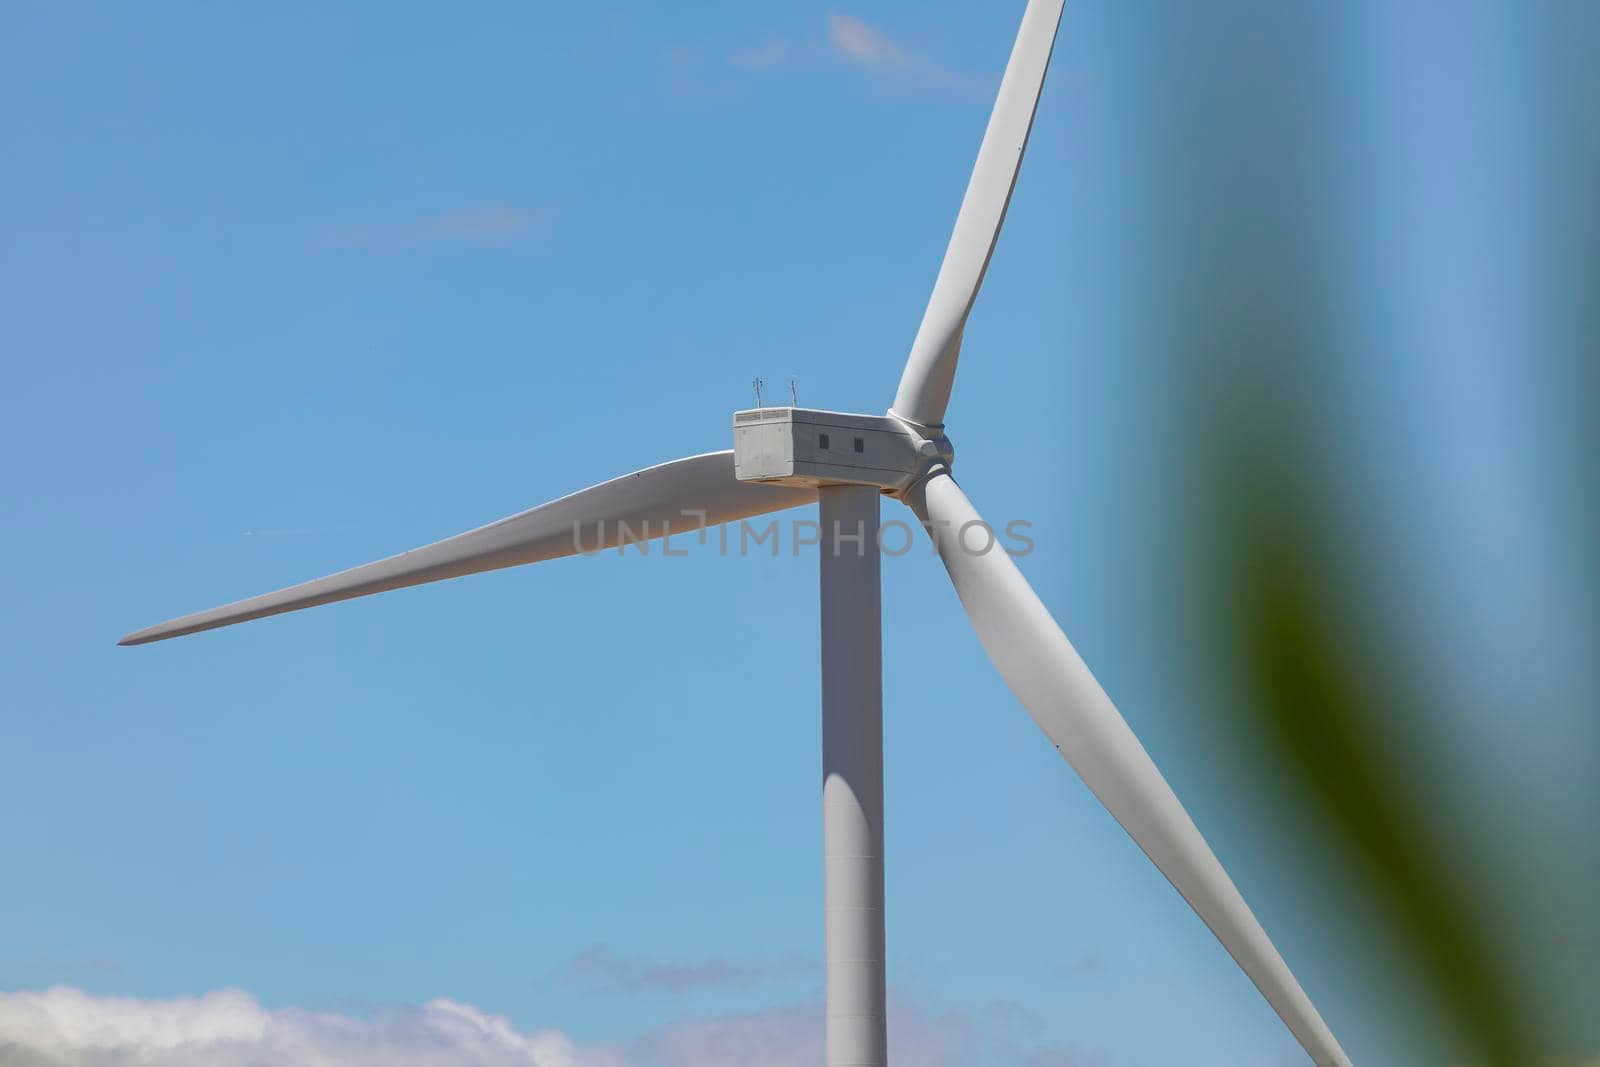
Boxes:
[120,2,1354,1065]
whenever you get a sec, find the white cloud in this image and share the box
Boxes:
[633,994,980,1067]
[325,203,544,250]
[825,12,974,91]
[0,986,1093,1067]
[427,204,537,241]
[0,987,267,1055]
[564,946,817,994]
[730,39,788,70]
[0,988,615,1067]
[827,12,907,67]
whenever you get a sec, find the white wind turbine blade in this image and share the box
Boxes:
[891,0,1066,429]
[119,451,813,646]
[910,468,1354,1067]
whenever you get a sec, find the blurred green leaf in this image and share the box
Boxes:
[1208,435,1540,1066]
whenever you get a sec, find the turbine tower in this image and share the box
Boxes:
[121,3,1354,1065]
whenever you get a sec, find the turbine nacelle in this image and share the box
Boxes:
[731,406,952,497]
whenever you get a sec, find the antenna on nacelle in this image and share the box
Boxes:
[752,377,765,408]
[790,377,799,408]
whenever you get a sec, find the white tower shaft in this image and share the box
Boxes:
[819,486,887,1067]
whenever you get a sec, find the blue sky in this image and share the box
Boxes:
[3,3,1595,1066]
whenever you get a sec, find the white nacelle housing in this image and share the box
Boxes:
[732,408,933,494]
